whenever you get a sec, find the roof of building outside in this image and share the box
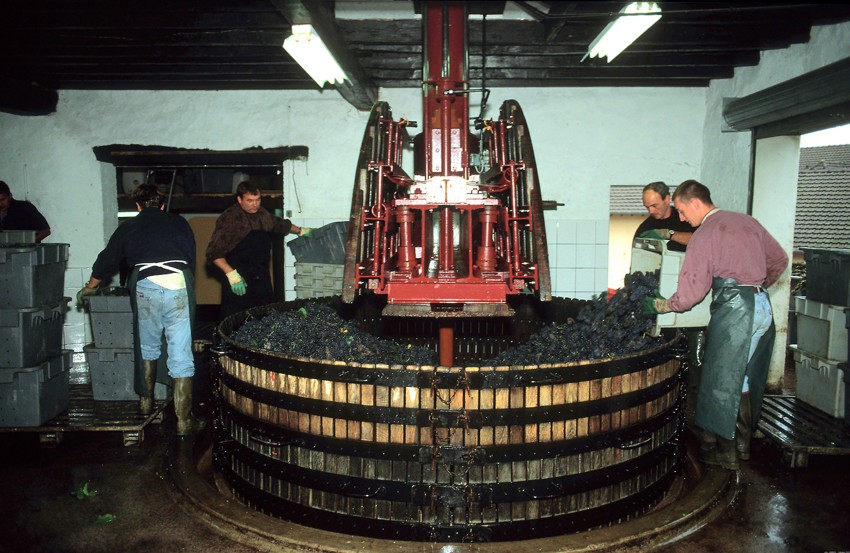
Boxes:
[795,144,850,251]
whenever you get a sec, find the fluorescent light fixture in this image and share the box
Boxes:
[118,212,139,218]
[283,24,347,87]
[582,2,661,63]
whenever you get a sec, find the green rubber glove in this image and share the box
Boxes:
[639,229,670,240]
[299,227,314,239]
[642,290,670,315]
[76,286,96,305]
[226,270,247,296]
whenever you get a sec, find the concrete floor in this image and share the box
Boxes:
[1,357,848,553]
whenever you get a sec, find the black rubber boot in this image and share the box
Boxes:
[699,434,739,470]
[173,377,206,436]
[139,359,157,415]
[736,393,753,461]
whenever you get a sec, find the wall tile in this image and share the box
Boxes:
[576,268,595,291]
[595,219,610,244]
[555,244,575,268]
[559,220,577,245]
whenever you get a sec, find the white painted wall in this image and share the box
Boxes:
[700,21,850,391]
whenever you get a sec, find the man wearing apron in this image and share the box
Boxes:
[206,180,310,320]
[644,180,788,470]
[77,185,204,436]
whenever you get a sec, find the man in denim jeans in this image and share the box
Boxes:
[78,185,204,436]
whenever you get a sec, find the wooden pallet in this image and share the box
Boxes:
[0,384,170,447]
[757,395,850,467]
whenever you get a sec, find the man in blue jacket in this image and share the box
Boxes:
[77,185,204,435]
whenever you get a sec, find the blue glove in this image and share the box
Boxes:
[226,270,247,296]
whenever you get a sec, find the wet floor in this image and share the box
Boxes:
[0,356,847,553]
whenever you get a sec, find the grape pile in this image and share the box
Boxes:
[229,271,663,366]
[479,270,664,366]
[230,303,439,365]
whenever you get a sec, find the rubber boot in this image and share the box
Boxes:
[699,434,739,470]
[139,359,157,415]
[173,377,206,436]
[736,393,753,461]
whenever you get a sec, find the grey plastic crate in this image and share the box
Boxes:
[84,344,169,401]
[0,299,70,368]
[85,288,134,349]
[0,230,36,244]
[0,350,72,427]
[287,221,348,264]
[0,243,69,308]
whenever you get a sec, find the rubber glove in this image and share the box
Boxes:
[226,270,247,296]
[639,229,671,240]
[298,227,314,239]
[76,285,97,305]
[642,290,671,315]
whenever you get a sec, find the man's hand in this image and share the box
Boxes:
[76,285,97,305]
[642,290,671,315]
[298,227,314,238]
[226,270,247,296]
[639,229,671,240]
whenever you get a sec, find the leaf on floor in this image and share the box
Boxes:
[94,514,115,525]
[71,483,98,500]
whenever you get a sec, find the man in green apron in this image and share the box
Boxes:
[78,185,205,435]
[206,180,310,320]
[644,180,788,470]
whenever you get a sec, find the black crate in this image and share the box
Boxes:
[803,248,850,307]
[0,351,72,427]
[0,244,69,309]
[287,221,348,264]
[0,299,69,368]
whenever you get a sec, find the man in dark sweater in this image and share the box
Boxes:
[77,185,204,435]
[633,181,696,252]
[0,180,51,242]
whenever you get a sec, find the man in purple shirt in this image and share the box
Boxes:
[644,180,788,470]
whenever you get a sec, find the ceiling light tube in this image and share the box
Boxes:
[582,2,661,63]
[283,24,347,87]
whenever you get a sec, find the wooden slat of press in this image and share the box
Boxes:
[478,364,497,524]
[495,365,511,522]
[375,376,391,521]
[510,368,527,522]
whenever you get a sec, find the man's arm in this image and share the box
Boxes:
[670,231,692,246]
[35,228,50,242]
[212,257,234,276]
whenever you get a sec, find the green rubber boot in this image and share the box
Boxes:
[139,359,157,415]
[173,377,206,436]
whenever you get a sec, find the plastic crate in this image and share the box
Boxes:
[0,350,72,427]
[630,238,710,335]
[0,230,36,244]
[85,288,134,349]
[794,296,848,362]
[84,344,169,401]
[791,345,845,419]
[0,243,69,309]
[287,221,348,265]
[802,248,850,307]
[0,298,70,368]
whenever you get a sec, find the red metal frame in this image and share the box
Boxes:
[347,1,547,312]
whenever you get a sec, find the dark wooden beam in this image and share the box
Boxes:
[0,78,58,116]
[270,0,377,111]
